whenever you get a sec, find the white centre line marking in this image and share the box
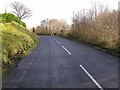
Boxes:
[62,46,71,55]
[79,65,104,90]
[56,41,60,44]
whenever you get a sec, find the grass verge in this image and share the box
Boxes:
[58,35,119,57]
[1,21,40,78]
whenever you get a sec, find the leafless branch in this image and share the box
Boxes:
[10,2,32,19]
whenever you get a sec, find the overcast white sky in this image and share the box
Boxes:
[0,0,119,28]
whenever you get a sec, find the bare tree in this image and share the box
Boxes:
[10,2,32,19]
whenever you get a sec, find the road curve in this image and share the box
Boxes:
[3,36,118,88]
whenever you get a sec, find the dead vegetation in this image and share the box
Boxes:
[69,3,119,55]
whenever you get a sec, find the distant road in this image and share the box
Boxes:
[3,36,118,88]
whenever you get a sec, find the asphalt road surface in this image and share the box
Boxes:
[3,36,118,89]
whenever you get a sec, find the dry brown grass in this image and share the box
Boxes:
[69,4,119,55]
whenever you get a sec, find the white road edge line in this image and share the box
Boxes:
[79,65,104,90]
[62,46,71,55]
[56,41,60,44]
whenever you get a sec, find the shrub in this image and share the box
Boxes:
[0,13,26,27]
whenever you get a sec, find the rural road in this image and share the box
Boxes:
[3,36,118,89]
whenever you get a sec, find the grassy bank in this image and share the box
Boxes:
[1,21,40,78]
